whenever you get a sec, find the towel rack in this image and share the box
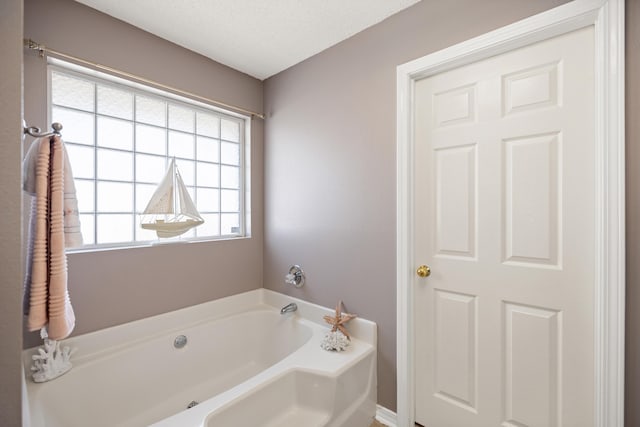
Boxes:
[23,122,63,138]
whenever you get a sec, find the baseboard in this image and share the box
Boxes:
[375,405,397,427]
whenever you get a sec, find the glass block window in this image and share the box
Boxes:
[49,65,248,248]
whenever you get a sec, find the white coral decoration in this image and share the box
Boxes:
[31,328,75,383]
[321,329,351,352]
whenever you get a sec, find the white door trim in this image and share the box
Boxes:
[395,1,625,426]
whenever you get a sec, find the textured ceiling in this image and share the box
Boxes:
[74,0,421,80]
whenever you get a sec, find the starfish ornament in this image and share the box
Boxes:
[323,300,357,339]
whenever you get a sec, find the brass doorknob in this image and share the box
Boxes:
[417,265,431,278]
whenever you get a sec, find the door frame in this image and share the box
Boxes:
[396,1,625,426]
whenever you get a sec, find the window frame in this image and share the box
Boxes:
[47,59,252,252]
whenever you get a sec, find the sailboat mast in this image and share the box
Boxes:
[172,158,178,216]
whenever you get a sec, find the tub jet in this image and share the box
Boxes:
[174,335,187,349]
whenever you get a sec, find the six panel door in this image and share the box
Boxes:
[414,26,595,427]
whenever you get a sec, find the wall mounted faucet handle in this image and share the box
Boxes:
[285,265,305,288]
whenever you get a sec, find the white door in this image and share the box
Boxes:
[414,26,595,427]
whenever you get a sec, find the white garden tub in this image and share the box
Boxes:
[23,289,376,427]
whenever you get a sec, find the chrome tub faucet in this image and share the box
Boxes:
[280,303,297,314]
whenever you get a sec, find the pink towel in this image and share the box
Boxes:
[23,136,76,340]
[23,138,83,247]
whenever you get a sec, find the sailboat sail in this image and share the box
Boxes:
[140,158,204,238]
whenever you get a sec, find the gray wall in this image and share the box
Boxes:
[0,1,23,425]
[263,0,576,411]
[22,0,264,347]
[9,0,640,424]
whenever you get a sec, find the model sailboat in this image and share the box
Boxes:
[140,158,204,238]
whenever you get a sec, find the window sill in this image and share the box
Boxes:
[65,234,251,255]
